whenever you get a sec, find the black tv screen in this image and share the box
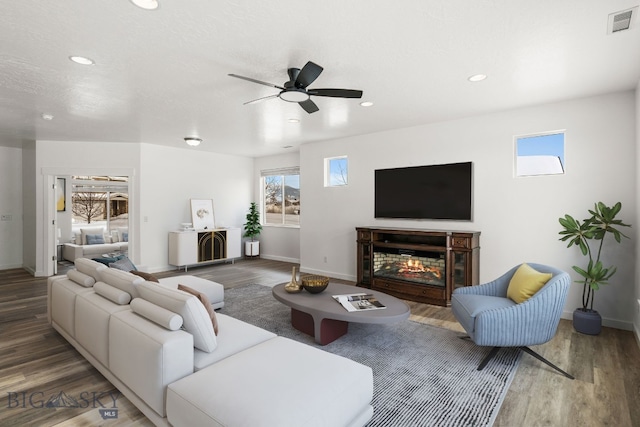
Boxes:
[374,162,472,220]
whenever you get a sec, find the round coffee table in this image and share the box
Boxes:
[272,282,410,345]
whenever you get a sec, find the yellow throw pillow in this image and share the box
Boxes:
[507,263,552,303]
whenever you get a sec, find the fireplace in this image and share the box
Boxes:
[373,249,445,288]
[356,227,480,306]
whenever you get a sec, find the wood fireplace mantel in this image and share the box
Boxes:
[356,227,480,306]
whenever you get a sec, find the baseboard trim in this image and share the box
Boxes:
[0,263,27,271]
[259,254,300,264]
[634,323,640,351]
[299,265,356,283]
[562,309,634,331]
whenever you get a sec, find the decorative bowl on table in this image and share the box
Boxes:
[301,275,329,294]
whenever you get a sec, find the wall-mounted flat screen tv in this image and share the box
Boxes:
[374,162,472,220]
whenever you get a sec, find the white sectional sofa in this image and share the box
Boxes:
[63,226,129,262]
[47,258,374,426]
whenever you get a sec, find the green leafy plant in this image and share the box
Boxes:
[558,202,630,311]
[243,202,262,242]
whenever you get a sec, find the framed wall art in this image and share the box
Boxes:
[56,178,66,212]
[190,199,215,229]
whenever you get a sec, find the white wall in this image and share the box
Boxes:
[253,152,301,263]
[30,141,253,274]
[0,146,23,269]
[22,142,36,274]
[34,141,140,276]
[300,90,637,330]
[139,143,253,272]
[635,81,640,344]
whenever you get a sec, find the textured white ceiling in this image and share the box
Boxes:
[1,1,638,157]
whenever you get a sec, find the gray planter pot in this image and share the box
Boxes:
[573,308,602,335]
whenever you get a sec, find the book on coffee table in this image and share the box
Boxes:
[332,293,386,312]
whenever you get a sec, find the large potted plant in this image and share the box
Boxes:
[243,202,262,257]
[558,202,630,335]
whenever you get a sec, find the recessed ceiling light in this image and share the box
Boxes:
[288,118,300,123]
[184,137,202,147]
[69,56,95,65]
[468,74,487,82]
[360,101,374,107]
[130,0,159,10]
[41,113,54,121]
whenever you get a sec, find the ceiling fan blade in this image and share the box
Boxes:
[299,99,319,114]
[228,74,285,90]
[309,88,363,98]
[295,61,323,89]
[243,94,279,105]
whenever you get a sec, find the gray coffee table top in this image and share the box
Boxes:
[272,282,411,325]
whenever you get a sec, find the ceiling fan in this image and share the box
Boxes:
[228,61,363,114]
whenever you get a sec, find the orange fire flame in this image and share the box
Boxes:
[398,259,442,278]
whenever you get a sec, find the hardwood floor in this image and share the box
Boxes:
[1,259,638,426]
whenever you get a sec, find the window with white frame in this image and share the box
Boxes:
[325,156,348,187]
[261,167,300,226]
[515,132,565,177]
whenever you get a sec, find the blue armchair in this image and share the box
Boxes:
[451,263,574,379]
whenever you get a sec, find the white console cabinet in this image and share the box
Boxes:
[169,228,241,271]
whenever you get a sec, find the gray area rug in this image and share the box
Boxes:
[219,284,521,427]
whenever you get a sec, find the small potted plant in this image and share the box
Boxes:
[243,202,262,257]
[558,202,631,335]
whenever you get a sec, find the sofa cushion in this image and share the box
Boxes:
[193,313,276,370]
[74,258,108,281]
[131,298,183,331]
[75,291,129,367]
[66,270,96,288]
[94,281,132,305]
[99,268,144,299]
[137,281,217,352]
[507,263,552,303]
[167,337,374,427]
[50,278,94,337]
[178,284,218,335]
[80,227,105,245]
[86,234,105,245]
[109,310,194,417]
[451,293,517,333]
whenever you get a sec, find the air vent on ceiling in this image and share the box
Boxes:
[608,7,638,34]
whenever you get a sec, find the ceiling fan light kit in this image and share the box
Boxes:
[229,61,363,114]
[279,89,309,103]
[130,0,159,10]
[184,137,202,147]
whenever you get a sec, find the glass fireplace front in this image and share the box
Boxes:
[373,248,445,287]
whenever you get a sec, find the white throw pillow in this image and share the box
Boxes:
[137,281,217,352]
[74,258,108,281]
[99,268,144,299]
[67,270,96,288]
[94,281,132,305]
[130,298,183,331]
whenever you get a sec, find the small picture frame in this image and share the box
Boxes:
[190,199,215,230]
[56,178,66,212]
